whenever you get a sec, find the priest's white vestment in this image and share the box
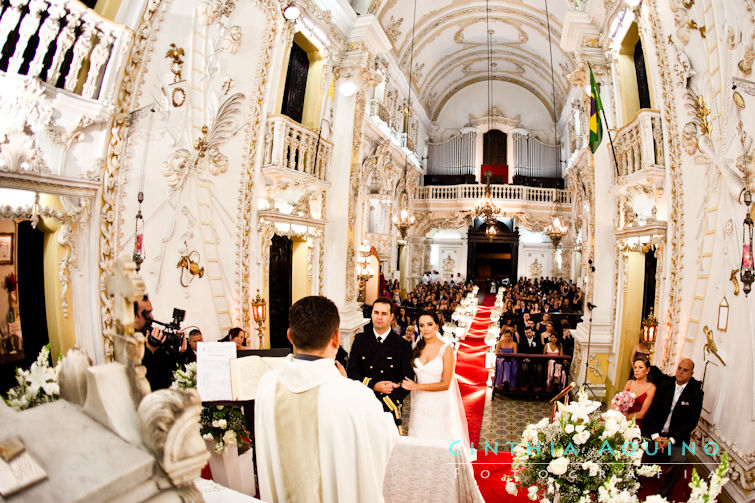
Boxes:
[255,355,398,502]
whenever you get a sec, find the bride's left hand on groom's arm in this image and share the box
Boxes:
[401,377,417,390]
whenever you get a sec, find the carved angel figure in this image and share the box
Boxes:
[197,0,222,26]
[220,25,243,54]
[160,92,244,190]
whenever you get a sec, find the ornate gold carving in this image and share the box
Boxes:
[99,0,163,357]
[165,43,185,83]
[647,0,686,372]
[730,269,740,296]
[236,0,279,332]
[702,325,725,366]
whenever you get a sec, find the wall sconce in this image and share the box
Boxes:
[176,250,204,287]
[641,307,658,355]
[283,3,300,20]
[251,290,267,348]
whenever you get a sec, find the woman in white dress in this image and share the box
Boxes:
[401,310,472,457]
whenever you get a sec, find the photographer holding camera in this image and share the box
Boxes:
[135,295,189,390]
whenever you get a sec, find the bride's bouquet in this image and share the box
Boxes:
[611,390,636,412]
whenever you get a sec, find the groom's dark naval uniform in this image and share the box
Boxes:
[644,371,703,497]
[347,322,413,426]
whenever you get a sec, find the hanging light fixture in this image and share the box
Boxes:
[741,189,754,295]
[393,0,418,242]
[473,0,502,237]
[475,171,501,235]
[544,216,568,248]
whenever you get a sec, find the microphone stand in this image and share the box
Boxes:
[582,303,597,398]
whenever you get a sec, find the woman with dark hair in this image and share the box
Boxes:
[619,357,657,431]
[402,310,475,462]
[220,327,246,349]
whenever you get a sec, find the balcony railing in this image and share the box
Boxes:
[0,0,133,102]
[368,98,389,124]
[613,110,664,178]
[263,115,332,182]
[415,184,572,204]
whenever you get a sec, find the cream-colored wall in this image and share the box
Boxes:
[0,220,15,329]
[38,196,76,362]
[291,240,309,304]
[94,0,123,20]
[116,0,276,342]
[608,252,644,400]
[434,81,555,144]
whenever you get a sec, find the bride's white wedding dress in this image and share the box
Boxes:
[408,342,473,458]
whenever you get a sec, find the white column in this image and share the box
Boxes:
[323,88,367,350]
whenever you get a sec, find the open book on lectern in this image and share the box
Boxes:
[229,355,287,401]
[196,342,286,402]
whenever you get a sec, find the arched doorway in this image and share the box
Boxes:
[466,218,519,287]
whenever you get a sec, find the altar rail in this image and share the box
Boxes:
[613,109,664,178]
[415,184,571,204]
[263,115,332,182]
[492,353,573,400]
[0,0,133,102]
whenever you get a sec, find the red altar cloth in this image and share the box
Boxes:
[481,164,508,182]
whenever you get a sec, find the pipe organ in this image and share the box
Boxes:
[513,133,560,178]
[427,131,476,175]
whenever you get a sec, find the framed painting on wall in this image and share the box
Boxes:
[0,233,13,264]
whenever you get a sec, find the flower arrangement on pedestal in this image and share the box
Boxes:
[172,362,252,454]
[3,345,59,410]
[504,388,729,503]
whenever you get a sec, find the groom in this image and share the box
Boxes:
[347,297,413,429]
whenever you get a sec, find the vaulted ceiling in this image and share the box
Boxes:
[367,0,574,123]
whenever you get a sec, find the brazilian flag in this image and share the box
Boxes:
[589,66,603,153]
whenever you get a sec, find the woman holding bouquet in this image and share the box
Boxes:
[618,357,656,431]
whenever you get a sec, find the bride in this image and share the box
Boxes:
[401,310,473,458]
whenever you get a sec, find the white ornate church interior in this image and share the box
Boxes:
[1,0,754,501]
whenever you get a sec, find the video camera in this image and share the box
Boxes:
[142,308,186,352]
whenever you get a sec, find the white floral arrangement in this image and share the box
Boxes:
[171,363,252,455]
[504,388,729,503]
[3,345,60,411]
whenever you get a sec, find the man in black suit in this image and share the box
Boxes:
[518,326,543,390]
[644,358,704,498]
[347,297,413,429]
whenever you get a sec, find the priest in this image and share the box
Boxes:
[255,295,398,502]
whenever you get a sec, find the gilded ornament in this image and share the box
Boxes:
[165,43,185,83]
[730,269,740,296]
[702,325,725,366]
[733,91,745,108]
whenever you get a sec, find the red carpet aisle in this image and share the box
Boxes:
[456,293,494,445]
[456,294,528,502]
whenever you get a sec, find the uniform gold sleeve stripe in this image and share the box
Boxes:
[362,377,372,386]
[383,396,400,419]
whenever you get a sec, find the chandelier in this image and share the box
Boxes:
[544,216,568,248]
[393,0,418,242]
[476,174,500,220]
[356,244,376,303]
[393,189,414,241]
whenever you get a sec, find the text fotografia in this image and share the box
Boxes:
[449,440,722,458]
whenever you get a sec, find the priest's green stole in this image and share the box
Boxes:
[275,383,323,502]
